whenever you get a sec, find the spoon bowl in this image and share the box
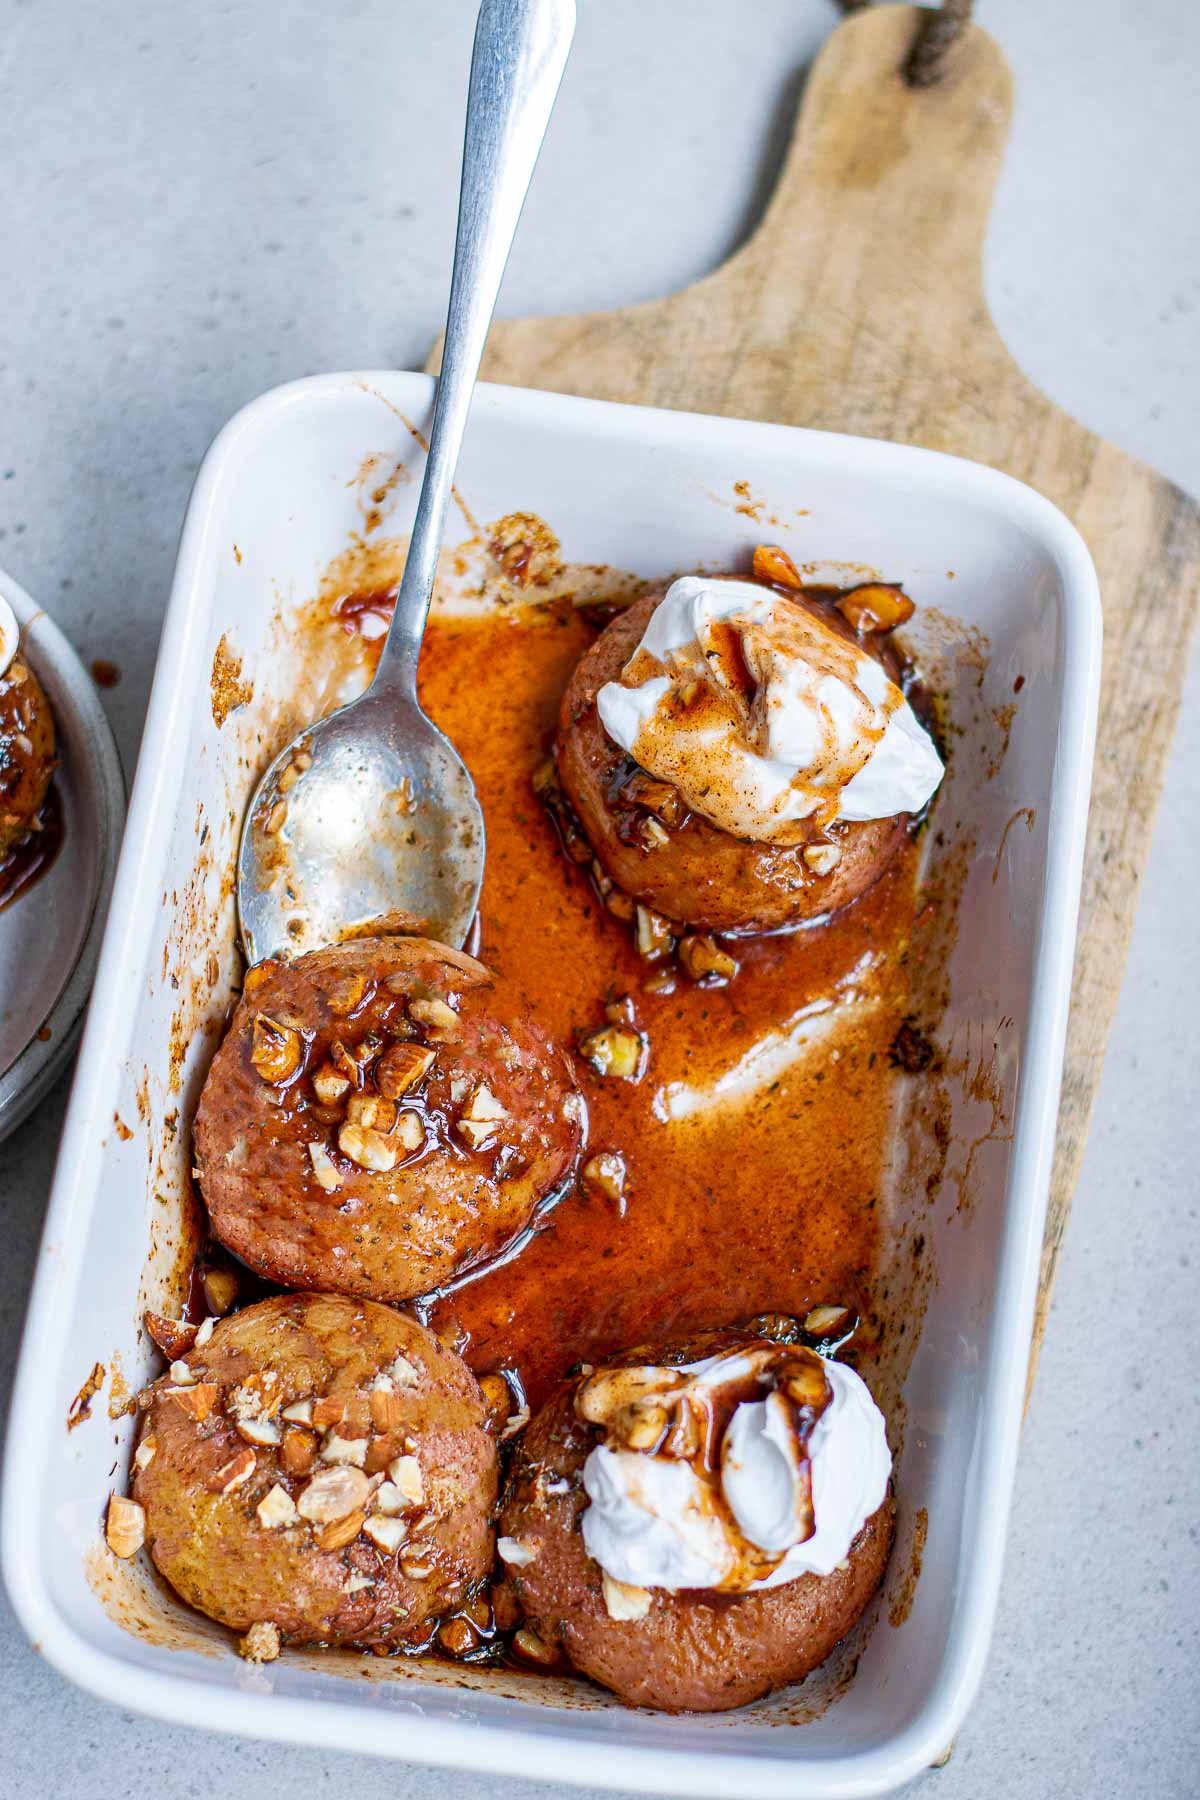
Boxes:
[235,0,574,962]
[236,692,485,965]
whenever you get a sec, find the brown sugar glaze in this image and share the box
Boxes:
[321,582,926,1409]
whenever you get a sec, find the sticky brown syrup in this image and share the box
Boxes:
[387,592,923,1405]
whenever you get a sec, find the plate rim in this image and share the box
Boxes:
[0,567,126,1140]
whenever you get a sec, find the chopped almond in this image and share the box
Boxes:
[345,1091,397,1134]
[317,1509,366,1551]
[363,1438,393,1476]
[311,1394,346,1428]
[497,1536,538,1567]
[804,1304,852,1336]
[602,1572,652,1621]
[461,1114,507,1156]
[752,543,803,590]
[465,1083,507,1122]
[338,1121,398,1173]
[143,1311,197,1359]
[256,1483,299,1529]
[393,1111,425,1153]
[578,1023,646,1082]
[456,1082,508,1150]
[363,1513,408,1554]
[478,1373,513,1433]
[105,1494,145,1558]
[616,1401,669,1451]
[369,1387,405,1431]
[281,1398,315,1426]
[386,1454,424,1506]
[636,815,669,850]
[661,1398,703,1461]
[165,1381,219,1421]
[784,1359,830,1409]
[408,996,461,1039]
[499,1404,531,1442]
[581,1151,627,1208]
[250,1015,302,1084]
[512,1626,559,1665]
[207,1447,257,1495]
[437,1616,477,1657]
[311,1062,351,1106]
[678,934,739,985]
[387,1355,419,1389]
[320,1432,368,1468]
[330,1033,384,1087]
[307,1140,342,1192]
[576,1366,672,1427]
[324,971,367,1015]
[635,906,673,962]
[133,1435,157,1472]
[229,1372,283,1429]
[296,1464,370,1524]
[619,772,685,828]
[803,842,842,876]
[238,1620,281,1663]
[376,1043,436,1099]
[280,1428,318,1477]
[242,961,280,998]
[835,581,914,634]
[236,1415,281,1448]
[201,1266,239,1316]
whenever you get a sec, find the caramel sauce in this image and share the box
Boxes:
[329,596,929,1407]
[700,618,756,702]
[0,784,64,912]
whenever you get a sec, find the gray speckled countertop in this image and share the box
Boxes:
[1,2,1197,1795]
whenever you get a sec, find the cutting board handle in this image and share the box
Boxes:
[742,5,1007,301]
[466,6,1020,432]
[688,4,1017,433]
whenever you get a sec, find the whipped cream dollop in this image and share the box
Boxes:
[579,1348,891,1595]
[596,576,943,842]
[0,595,17,680]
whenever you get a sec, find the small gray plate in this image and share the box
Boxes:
[0,570,125,1140]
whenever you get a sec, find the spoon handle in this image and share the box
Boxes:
[371,0,576,701]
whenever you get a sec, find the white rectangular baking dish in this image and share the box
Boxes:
[2,371,1101,1798]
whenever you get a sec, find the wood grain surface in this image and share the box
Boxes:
[429,4,1200,1379]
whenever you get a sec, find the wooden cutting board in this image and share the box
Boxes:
[428,3,1200,1379]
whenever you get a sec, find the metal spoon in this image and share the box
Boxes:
[237,0,575,964]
